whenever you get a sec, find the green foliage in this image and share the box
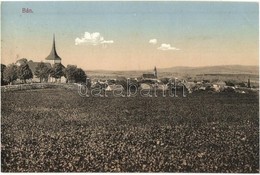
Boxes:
[202,79,210,83]
[225,81,235,87]
[238,82,247,87]
[64,65,77,82]
[3,64,18,84]
[115,77,140,91]
[64,65,87,83]
[74,68,87,83]
[17,63,33,83]
[116,77,127,90]
[160,77,170,84]
[16,58,28,65]
[34,62,50,82]
[50,63,64,80]
[127,78,140,91]
[1,64,7,85]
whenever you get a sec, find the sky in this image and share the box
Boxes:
[1,1,259,70]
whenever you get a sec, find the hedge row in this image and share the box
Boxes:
[1,83,79,92]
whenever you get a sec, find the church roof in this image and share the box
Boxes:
[45,35,62,61]
[143,73,156,79]
[27,61,52,74]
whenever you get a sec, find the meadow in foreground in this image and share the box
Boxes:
[1,88,259,172]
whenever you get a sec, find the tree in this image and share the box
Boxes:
[202,79,210,83]
[1,64,7,85]
[64,65,87,83]
[15,58,28,65]
[17,63,33,83]
[50,63,64,82]
[160,78,170,84]
[64,65,77,83]
[116,77,127,90]
[3,64,18,85]
[127,78,140,91]
[225,81,235,87]
[238,82,246,87]
[74,68,87,83]
[34,62,50,82]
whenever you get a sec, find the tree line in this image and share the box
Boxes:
[1,59,87,85]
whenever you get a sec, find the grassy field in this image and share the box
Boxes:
[1,88,259,172]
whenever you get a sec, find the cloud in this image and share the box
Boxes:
[101,40,114,44]
[75,32,114,46]
[157,43,180,51]
[149,39,157,45]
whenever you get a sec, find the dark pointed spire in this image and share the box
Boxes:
[45,34,62,61]
[53,33,55,49]
[154,66,157,77]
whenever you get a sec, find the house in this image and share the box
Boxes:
[140,83,151,90]
[155,83,168,91]
[105,84,124,91]
[199,86,207,91]
[199,83,212,91]
[142,74,156,79]
[183,81,196,93]
[212,80,226,92]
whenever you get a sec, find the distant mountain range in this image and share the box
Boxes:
[87,65,259,78]
[158,65,259,75]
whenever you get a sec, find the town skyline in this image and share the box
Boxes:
[1,1,259,71]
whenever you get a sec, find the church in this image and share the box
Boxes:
[142,66,158,80]
[45,35,62,65]
[44,34,66,83]
[23,35,66,83]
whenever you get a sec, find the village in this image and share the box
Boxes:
[1,1,259,173]
[1,35,257,95]
[85,70,255,97]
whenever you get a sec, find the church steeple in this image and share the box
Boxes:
[154,66,157,78]
[45,34,62,64]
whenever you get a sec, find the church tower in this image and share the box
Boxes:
[248,78,251,88]
[154,66,157,78]
[45,34,62,65]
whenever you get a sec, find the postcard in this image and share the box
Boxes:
[1,1,259,173]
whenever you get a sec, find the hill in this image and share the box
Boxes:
[159,65,259,75]
[86,65,259,79]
